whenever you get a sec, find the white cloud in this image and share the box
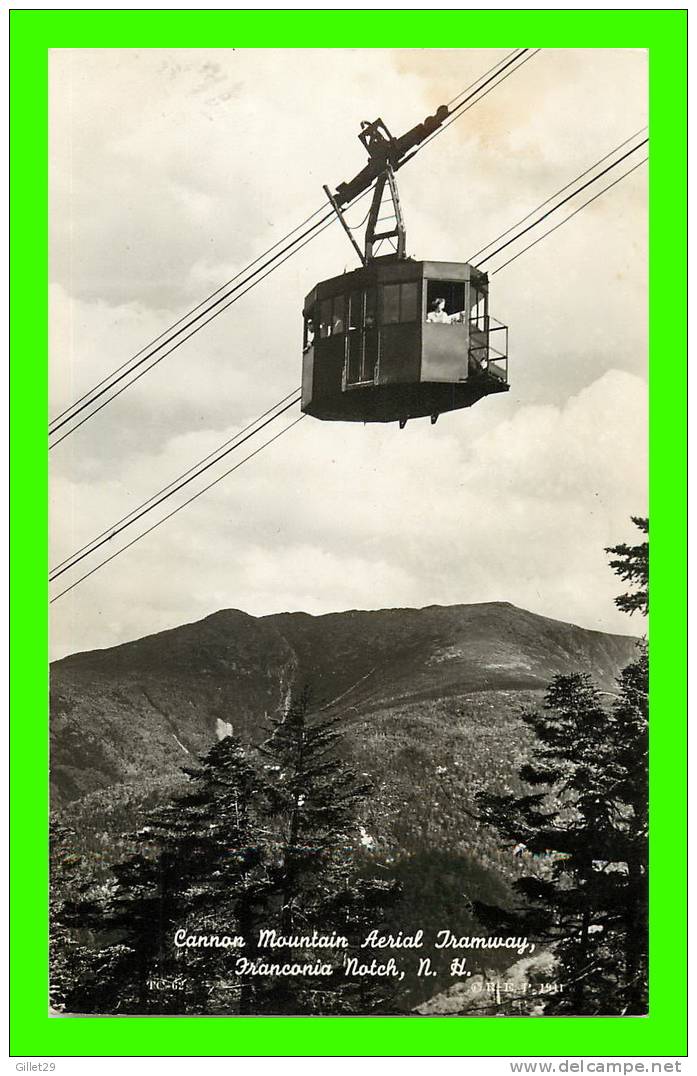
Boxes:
[50,368,646,658]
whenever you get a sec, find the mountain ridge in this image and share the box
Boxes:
[54,599,638,666]
[51,600,637,805]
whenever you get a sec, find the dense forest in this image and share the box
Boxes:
[50,522,648,1015]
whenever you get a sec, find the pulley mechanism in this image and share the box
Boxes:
[323,105,450,265]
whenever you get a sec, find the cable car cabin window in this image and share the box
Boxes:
[470,285,488,331]
[364,287,378,380]
[381,281,418,325]
[303,315,315,351]
[365,286,377,330]
[348,290,363,332]
[318,295,346,339]
[400,282,418,322]
[382,284,400,324]
[425,281,465,323]
[347,290,364,385]
[332,293,345,335]
[346,287,378,386]
[319,298,332,339]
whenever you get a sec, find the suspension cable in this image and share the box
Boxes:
[50,414,307,604]
[49,204,327,431]
[468,126,647,264]
[490,156,647,275]
[49,182,378,449]
[445,48,527,109]
[50,390,301,580]
[48,211,333,440]
[50,52,541,445]
[475,137,648,268]
[410,50,541,163]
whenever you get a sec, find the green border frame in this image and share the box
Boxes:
[10,10,687,1058]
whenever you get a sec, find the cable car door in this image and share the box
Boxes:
[345,288,377,387]
[469,282,488,375]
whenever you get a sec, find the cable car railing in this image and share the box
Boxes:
[468,315,508,383]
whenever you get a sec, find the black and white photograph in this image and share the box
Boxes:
[49,47,649,1017]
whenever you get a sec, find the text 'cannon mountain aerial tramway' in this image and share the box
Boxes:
[302,105,509,428]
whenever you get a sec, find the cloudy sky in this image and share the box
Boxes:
[49,48,648,659]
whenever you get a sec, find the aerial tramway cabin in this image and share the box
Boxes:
[300,109,509,428]
[301,257,508,426]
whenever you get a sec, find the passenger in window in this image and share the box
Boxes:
[426,297,464,324]
[426,297,450,323]
[304,319,315,350]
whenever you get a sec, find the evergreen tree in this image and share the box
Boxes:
[476,671,646,1014]
[251,688,400,1015]
[608,648,648,1013]
[61,735,267,1014]
[474,519,648,1015]
[57,695,399,1016]
[605,514,648,1012]
[49,818,94,1011]
[606,516,648,617]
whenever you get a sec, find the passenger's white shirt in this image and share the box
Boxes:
[426,310,463,324]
